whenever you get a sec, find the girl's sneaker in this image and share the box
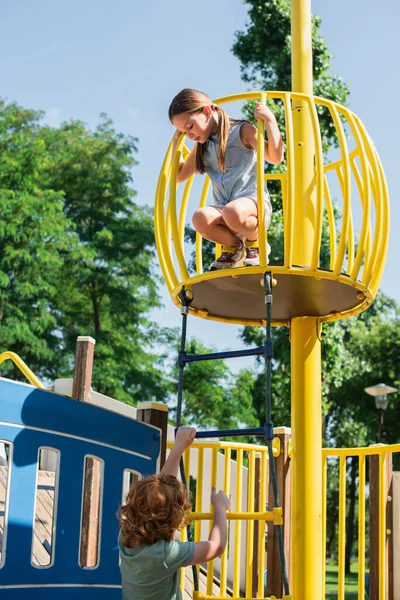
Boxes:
[243,241,271,266]
[209,239,246,270]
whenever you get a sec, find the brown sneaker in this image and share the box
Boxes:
[244,242,271,266]
[209,239,246,271]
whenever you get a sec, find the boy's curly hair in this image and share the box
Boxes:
[118,474,192,548]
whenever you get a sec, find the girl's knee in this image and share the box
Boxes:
[192,208,209,232]
[222,204,245,228]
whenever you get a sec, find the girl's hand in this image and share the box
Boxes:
[175,426,197,451]
[254,102,276,123]
[173,128,183,143]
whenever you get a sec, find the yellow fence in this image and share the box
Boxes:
[323,442,400,600]
[173,438,400,600]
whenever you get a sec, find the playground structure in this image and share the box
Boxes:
[0,345,399,600]
[0,1,397,600]
[153,0,394,599]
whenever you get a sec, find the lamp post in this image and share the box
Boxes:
[365,383,397,443]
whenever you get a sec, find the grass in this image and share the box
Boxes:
[324,561,368,599]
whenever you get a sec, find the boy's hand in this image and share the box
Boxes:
[254,102,276,124]
[211,487,230,511]
[175,426,196,451]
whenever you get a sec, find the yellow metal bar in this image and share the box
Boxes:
[233,448,243,597]
[323,442,400,457]
[322,454,327,598]
[257,92,267,267]
[195,177,211,275]
[323,173,337,270]
[154,145,176,291]
[258,451,267,598]
[179,174,195,242]
[349,154,371,280]
[358,454,366,600]
[245,450,255,597]
[352,119,385,289]
[379,452,386,600]
[338,455,346,600]
[282,93,295,268]
[345,111,372,280]
[306,96,324,270]
[291,317,322,600]
[369,149,390,292]
[167,439,280,455]
[155,141,179,290]
[207,448,218,596]
[0,352,46,389]
[291,0,315,267]
[327,103,352,276]
[169,150,190,281]
[195,447,204,543]
[219,448,231,596]
[189,510,278,522]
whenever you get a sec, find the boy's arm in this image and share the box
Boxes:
[189,490,230,565]
[160,426,196,478]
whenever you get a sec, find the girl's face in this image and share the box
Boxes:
[171,106,216,144]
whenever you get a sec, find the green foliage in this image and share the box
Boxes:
[232,0,350,151]
[0,101,78,378]
[171,339,258,433]
[0,99,172,403]
[39,116,170,402]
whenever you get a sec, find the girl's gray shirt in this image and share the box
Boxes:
[203,120,272,214]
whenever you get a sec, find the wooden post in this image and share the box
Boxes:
[369,451,393,600]
[393,472,400,600]
[266,427,291,598]
[136,402,168,470]
[71,336,100,568]
[72,336,96,401]
[252,452,262,596]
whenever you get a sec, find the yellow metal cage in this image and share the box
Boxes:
[155,91,389,327]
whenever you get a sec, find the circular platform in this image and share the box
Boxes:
[172,266,372,326]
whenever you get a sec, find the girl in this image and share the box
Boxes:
[169,88,284,270]
[118,426,230,600]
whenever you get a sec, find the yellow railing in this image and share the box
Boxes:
[155,91,389,324]
[169,437,399,600]
[167,439,282,600]
[322,442,400,600]
[0,351,46,389]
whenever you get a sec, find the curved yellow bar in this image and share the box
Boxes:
[0,351,46,389]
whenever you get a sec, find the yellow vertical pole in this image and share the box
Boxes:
[291,1,323,600]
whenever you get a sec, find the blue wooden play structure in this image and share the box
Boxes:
[0,377,160,599]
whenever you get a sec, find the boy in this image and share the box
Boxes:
[119,426,230,599]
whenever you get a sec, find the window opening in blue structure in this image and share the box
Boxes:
[79,455,103,568]
[32,447,59,567]
[0,441,11,566]
[122,469,142,503]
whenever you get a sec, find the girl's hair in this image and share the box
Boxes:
[118,474,191,548]
[169,88,236,174]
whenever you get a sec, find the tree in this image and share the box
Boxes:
[40,116,172,403]
[0,100,78,379]
[232,0,349,152]
[171,338,259,433]
[0,99,174,404]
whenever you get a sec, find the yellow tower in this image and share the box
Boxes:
[155,2,389,599]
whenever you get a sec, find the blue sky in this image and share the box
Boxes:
[1,0,399,356]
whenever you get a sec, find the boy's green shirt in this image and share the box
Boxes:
[119,537,195,600]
